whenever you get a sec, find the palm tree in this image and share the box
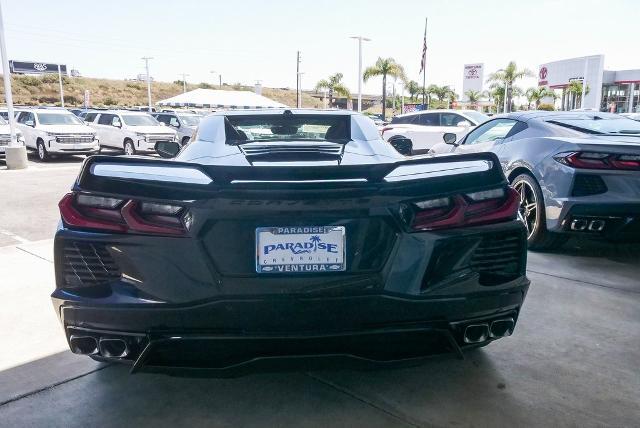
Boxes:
[315,73,350,108]
[465,90,483,107]
[363,57,407,120]
[525,87,556,109]
[405,80,420,101]
[427,84,454,108]
[487,61,534,113]
[566,81,590,109]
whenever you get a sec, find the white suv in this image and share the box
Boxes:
[381,109,489,154]
[86,110,177,155]
[15,108,99,161]
[0,115,25,157]
[152,111,202,146]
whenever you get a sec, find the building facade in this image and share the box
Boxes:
[538,55,640,113]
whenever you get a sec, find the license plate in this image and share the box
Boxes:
[256,226,345,273]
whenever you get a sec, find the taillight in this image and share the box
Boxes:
[554,152,640,171]
[406,187,519,231]
[59,193,189,236]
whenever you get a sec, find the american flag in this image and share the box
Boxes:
[419,31,427,74]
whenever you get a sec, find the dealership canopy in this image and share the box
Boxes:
[156,89,287,109]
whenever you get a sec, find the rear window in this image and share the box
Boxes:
[547,116,640,135]
[225,114,350,143]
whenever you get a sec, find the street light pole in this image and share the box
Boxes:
[142,57,153,112]
[0,0,27,169]
[57,64,65,108]
[350,36,371,112]
[503,81,508,113]
[179,73,189,93]
[296,51,301,108]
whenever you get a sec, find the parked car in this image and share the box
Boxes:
[621,112,640,122]
[0,116,25,157]
[15,108,99,161]
[152,111,202,146]
[69,108,84,117]
[429,111,640,250]
[52,109,529,374]
[382,109,488,154]
[84,110,177,155]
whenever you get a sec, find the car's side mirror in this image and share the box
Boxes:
[457,120,472,127]
[25,120,35,127]
[113,121,122,128]
[443,132,458,145]
[155,141,181,158]
[159,122,166,126]
[388,135,413,156]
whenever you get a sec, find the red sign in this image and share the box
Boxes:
[538,66,548,86]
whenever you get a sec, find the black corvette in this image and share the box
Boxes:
[52,109,529,375]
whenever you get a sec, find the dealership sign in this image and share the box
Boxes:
[538,66,548,86]
[9,60,67,75]
[462,63,484,96]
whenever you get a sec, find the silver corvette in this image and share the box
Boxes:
[429,111,640,250]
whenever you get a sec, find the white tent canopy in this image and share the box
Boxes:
[156,88,287,109]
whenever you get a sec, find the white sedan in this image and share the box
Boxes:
[381,109,489,154]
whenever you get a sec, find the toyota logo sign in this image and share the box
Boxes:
[539,67,548,80]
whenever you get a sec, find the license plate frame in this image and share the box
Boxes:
[255,226,346,274]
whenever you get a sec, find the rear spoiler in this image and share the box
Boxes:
[75,153,507,200]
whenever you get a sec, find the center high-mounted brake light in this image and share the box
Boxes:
[406,187,519,231]
[59,193,189,236]
[554,152,640,171]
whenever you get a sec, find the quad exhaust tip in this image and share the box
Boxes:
[69,335,98,355]
[463,324,490,344]
[571,218,606,232]
[490,318,514,338]
[99,338,129,358]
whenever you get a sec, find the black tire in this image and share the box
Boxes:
[36,139,49,162]
[511,173,568,251]
[181,136,190,146]
[123,139,136,155]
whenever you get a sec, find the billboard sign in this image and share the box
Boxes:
[9,60,67,75]
[462,63,484,98]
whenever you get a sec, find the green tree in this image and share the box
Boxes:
[487,61,534,112]
[363,57,407,119]
[427,84,455,108]
[566,81,590,109]
[315,73,351,108]
[525,87,557,109]
[465,90,483,106]
[405,80,420,101]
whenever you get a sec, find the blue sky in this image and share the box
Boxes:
[4,0,638,96]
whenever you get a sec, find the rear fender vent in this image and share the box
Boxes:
[422,230,526,289]
[572,174,607,197]
[470,231,526,286]
[61,241,120,288]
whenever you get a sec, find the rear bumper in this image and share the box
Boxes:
[554,202,640,240]
[56,289,527,374]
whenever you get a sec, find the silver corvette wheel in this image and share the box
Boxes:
[513,179,538,239]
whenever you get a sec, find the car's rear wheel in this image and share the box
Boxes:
[123,139,136,155]
[36,139,49,162]
[511,173,567,251]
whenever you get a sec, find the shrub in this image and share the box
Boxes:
[538,103,555,111]
[126,82,143,90]
[103,96,118,106]
[198,82,213,89]
[20,76,42,86]
[65,95,80,105]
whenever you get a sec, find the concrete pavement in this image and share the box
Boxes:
[1,159,639,427]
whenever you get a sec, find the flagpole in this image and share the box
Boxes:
[422,18,427,109]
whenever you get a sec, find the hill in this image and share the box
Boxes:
[0,74,326,109]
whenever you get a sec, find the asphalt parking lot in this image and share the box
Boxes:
[1,156,639,427]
